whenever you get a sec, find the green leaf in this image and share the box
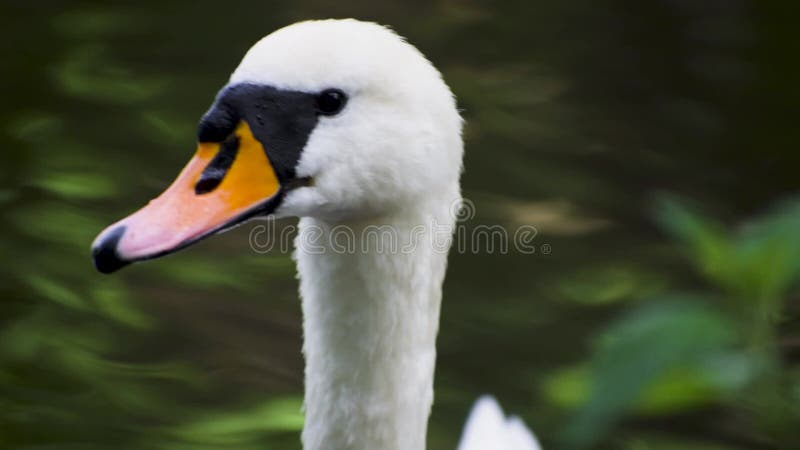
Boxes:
[172,397,304,445]
[54,45,164,104]
[24,274,88,311]
[32,171,117,199]
[560,298,736,448]
[654,196,736,290]
[91,284,152,329]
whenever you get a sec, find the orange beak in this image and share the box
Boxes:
[91,121,281,273]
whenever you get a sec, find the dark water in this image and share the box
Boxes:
[2,1,799,449]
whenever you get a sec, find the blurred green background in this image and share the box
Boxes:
[2,1,799,449]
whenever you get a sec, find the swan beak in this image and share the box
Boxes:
[92,121,281,274]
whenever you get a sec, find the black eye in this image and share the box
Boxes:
[316,89,347,116]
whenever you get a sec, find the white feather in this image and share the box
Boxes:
[217,19,533,450]
[458,396,542,450]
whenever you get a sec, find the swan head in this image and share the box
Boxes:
[91,19,463,274]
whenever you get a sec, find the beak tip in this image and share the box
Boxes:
[91,225,130,274]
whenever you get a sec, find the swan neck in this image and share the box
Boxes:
[296,209,453,450]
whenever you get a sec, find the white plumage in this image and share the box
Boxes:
[458,396,542,450]
[232,19,541,450]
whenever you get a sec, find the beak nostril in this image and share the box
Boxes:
[194,176,224,195]
[195,135,240,195]
[91,225,129,274]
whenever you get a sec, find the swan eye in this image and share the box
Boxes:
[316,89,347,116]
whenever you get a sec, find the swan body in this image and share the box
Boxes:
[92,19,538,450]
[458,396,542,450]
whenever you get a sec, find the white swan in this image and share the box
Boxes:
[91,19,540,450]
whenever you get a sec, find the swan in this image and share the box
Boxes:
[91,19,540,450]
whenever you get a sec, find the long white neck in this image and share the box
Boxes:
[294,196,457,450]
